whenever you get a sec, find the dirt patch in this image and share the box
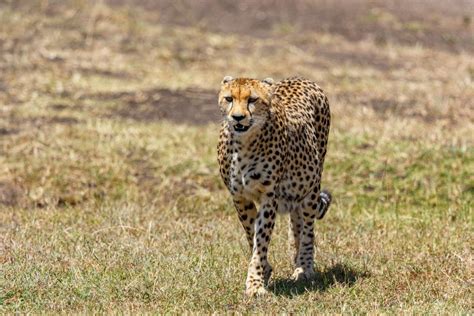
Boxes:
[0,181,23,207]
[104,87,220,124]
[49,104,69,111]
[108,0,474,53]
[0,128,20,136]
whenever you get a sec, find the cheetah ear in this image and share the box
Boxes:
[222,76,233,84]
[262,77,274,85]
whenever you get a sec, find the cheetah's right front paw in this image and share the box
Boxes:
[244,285,269,297]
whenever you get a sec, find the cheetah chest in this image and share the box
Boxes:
[229,152,271,201]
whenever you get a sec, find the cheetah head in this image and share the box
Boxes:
[218,76,274,134]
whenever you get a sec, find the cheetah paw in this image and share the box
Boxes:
[245,285,269,297]
[291,267,315,281]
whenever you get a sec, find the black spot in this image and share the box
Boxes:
[250,173,261,180]
[262,180,271,186]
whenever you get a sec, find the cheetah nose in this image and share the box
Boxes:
[231,114,246,122]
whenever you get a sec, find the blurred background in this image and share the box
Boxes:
[1,0,473,125]
[1,0,473,313]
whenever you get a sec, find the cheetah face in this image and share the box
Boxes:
[218,76,274,134]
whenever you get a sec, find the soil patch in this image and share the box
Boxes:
[112,87,220,124]
[0,181,23,207]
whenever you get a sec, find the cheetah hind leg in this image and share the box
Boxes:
[289,209,303,265]
[291,190,332,282]
[316,189,332,220]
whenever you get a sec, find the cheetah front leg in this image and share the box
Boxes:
[233,198,257,250]
[245,198,276,297]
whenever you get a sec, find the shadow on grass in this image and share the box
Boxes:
[270,263,369,297]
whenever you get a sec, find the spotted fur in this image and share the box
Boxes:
[217,76,332,296]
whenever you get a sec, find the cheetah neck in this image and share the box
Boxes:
[230,120,269,152]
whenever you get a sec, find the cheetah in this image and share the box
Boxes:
[217,76,332,297]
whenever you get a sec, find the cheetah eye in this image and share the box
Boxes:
[248,97,259,103]
[224,96,233,102]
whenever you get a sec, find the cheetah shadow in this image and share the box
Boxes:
[269,263,369,297]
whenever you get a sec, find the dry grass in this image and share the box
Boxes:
[1,0,473,313]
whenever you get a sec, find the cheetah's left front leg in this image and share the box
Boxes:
[245,198,277,297]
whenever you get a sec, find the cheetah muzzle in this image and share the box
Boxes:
[233,122,251,133]
[217,76,332,297]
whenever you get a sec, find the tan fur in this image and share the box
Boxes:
[217,77,332,296]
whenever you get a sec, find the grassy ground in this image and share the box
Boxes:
[1,0,473,313]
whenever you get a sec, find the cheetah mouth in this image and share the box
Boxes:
[233,123,250,133]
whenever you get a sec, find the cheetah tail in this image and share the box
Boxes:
[316,189,332,220]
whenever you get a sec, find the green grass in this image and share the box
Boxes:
[1,121,472,313]
[1,1,473,313]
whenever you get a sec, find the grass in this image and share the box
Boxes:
[1,0,473,313]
